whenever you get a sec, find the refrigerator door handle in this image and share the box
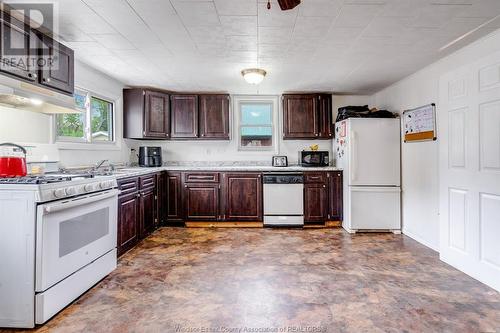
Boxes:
[350,130,357,182]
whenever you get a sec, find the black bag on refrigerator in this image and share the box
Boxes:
[335,105,370,122]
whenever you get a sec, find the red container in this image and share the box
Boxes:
[0,143,27,177]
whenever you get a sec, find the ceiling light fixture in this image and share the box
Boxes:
[241,68,267,85]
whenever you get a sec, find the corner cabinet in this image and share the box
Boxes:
[283,93,332,140]
[123,89,170,139]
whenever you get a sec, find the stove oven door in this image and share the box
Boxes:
[35,189,119,292]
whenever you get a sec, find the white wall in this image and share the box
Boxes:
[372,28,500,251]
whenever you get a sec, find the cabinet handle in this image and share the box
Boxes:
[184,185,187,188]
[42,77,51,83]
[201,134,205,137]
[315,133,319,137]
[323,185,326,188]
[28,73,37,79]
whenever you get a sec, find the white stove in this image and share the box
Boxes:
[0,145,119,328]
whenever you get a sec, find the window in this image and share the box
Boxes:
[56,89,114,143]
[238,100,274,150]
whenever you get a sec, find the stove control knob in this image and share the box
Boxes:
[53,188,66,198]
[84,184,95,192]
[99,182,107,189]
[107,180,115,188]
[65,187,76,196]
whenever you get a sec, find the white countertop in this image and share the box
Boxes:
[114,165,341,179]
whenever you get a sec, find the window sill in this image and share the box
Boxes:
[56,141,121,151]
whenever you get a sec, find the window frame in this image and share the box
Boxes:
[55,87,116,145]
[233,95,279,153]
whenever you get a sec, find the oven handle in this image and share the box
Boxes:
[42,189,120,215]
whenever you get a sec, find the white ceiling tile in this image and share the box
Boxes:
[334,4,385,28]
[65,41,114,56]
[127,0,176,25]
[258,44,287,57]
[298,0,343,17]
[258,1,298,27]
[220,16,257,36]
[91,33,136,50]
[171,1,221,26]
[83,0,144,26]
[258,26,293,44]
[58,24,95,42]
[226,35,258,51]
[214,0,258,16]
[187,26,226,44]
[405,3,469,28]
[326,27,364,44]
[293,16,333,37]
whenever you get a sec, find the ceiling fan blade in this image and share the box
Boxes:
[277,0,301,10]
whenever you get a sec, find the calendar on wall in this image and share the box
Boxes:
[403,103,437,142]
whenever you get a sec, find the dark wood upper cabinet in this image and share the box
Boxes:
[39,35,74,95]
[328,171,343,221]
[145,91,170,138]
[283,94,318,139]
[0,13,38,81]
[317,94,333,139]
[170,94,198,139]
[223,173,262,221]
[183,183,219,221]
[283,93,333,140]
[199,94,230,140]
[123,89,170,139]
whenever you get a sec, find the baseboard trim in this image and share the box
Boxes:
[402,228,439,252]
[185,222,263,228]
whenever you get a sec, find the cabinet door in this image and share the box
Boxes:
[183,183,219,221]
[118,192,139,256]
[156,172,167,225]
[167,172,183,222]
[39,35,74,94]
[0,13,38,81]
[171,94,198,138]
[140,187,156,238]
[199,94,230,140]
[283,94,319,139]
[144,91,170,138]
[304,183,328,223]
[223,173,262,221]
[318,94,333,139]
[328,171,343,221]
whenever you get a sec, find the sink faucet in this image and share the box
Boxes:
[91,160,115,173]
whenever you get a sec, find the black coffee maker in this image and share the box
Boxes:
[138,147,162,167]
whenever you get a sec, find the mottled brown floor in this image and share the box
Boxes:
[3,227,500,333]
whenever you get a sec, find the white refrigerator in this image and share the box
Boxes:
[334,118,401,233]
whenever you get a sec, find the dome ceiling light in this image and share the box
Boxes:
[241,68,267,85]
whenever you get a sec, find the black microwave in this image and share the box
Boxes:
[299,151,329,167]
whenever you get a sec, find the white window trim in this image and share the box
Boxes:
[55,87,119,151]
[233,95,279,154]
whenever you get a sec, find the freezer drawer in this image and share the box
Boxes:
[349,186,401,230]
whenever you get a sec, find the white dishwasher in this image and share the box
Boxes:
[263,173,304,226]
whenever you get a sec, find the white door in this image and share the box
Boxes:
[439,51,500,292]
[336,119,401,186]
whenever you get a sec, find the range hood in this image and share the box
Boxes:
[0,74,79,114]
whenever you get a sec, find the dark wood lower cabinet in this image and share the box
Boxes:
[183,183,220,221]
[117,174,160,256]
[167,172,183,223]
[304,183,329,223]
[117,192,139,256]
[328,171,343,221]
[223,173,262,221]
[139,186,156,238]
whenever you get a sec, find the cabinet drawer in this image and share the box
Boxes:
[183,172,219,183]
[139,174,157,189]
[304,172,327,184]
[117,177,139,195]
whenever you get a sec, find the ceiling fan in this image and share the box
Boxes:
[267,0,301,11]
